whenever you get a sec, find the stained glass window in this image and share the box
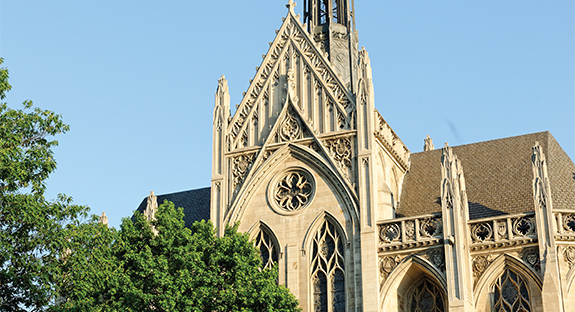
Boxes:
[492,269,531,312]
[408,277,446,312]
[311,219,345,312]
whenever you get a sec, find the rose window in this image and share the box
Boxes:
[274,171,314,211]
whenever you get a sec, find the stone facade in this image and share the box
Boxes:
[140,1,575,311]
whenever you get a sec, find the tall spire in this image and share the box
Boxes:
[304,0,359,91]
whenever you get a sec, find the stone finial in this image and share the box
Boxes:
[144,191,159,235]
[216,75,229,99]
[440,145,467,212]
[532,141,552,211]
[144,191,158,221]
[98,211,108,226]
[286,0,296,11]
[424,135,435,151]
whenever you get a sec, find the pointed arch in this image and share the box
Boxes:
[248,221,281,270]
[304,212,348,312]
[380,254,447,311]
[473,254,542,310]
[225,143,359,227]
[302,211,348,251]
[405,275,447,312]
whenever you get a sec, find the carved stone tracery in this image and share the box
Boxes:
[563,246,575,269]
[472,255,493,280]
[492,268,532,312]
[562,214,575,232]
[471,222,493,242]
[325,137,352,181]
[512,217,536,237]
[519,248,541,273]
[280,115,302,141]
[273,170,315,212]
[233,153,255,187]
[426,249,446,272]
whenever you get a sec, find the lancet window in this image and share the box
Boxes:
[492,268,532,312]
[310,218,345,312]
[254,225,279,270]
[406,277,446,312]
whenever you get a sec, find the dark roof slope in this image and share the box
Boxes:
[397,132,575,220]
[136,187,211,228]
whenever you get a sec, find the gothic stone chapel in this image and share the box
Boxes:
[137,1,575,311]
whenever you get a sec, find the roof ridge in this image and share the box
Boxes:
[413,131,551,155]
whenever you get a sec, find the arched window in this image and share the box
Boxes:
[492,268,532,312]
[254,225,279,270]
[406,277,446,312]
[310,219,345,312]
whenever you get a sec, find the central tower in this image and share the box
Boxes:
[211,1,410,310]
[304,0,359,91]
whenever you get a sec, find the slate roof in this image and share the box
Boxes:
[136,187,211,228]
[397,131,575,220]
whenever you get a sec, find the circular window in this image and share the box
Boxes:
[268,168,315,215]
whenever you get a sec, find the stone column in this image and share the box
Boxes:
[355,48,379,312]
[211,76,230,236]
[532,142,565,311]
[440,146,474,312]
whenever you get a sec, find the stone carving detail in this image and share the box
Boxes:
[379,255,401,281]
[308,141,322,153]
[230,16,355,145]
[380,223,401,243]
[512,217,536,237]
[325,137,352,180]
[374,111,410,169]
[361,157,369,167]
[472,255,493,280]
[519,248,541,273]
[233,154,255,187]
[497,222,508,239]
[562,214,575,232]
[469,213,537,251]
[405,220,416,240]
[471,222,493,242]
[563,246,575,269]
[261,149,275,163]
[423,134,434,151]
[273,170,314,212]
[426,249,445,272]
[280,115,302,141]
[420,217,442,238]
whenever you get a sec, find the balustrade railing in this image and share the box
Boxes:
[553,210,575,240]
[377,213,443,249]
[468,212,537,247]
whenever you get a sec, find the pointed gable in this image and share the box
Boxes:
[227,5,356,151]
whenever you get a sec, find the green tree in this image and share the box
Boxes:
[0,58,88,311]
[56,201,301,312]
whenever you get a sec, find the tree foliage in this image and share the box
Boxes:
[0,58,89,311]
[0,58,300,311]
[55,201,301,311]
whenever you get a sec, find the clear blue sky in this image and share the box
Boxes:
[1,1,573,229]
